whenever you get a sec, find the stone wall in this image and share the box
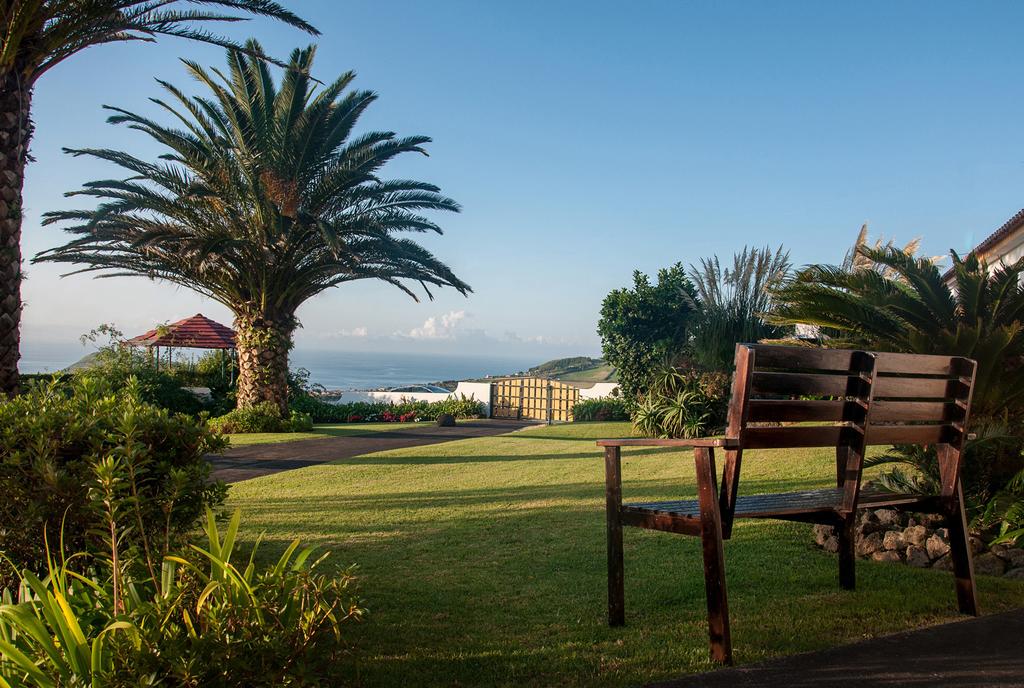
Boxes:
[812,509,1024,579]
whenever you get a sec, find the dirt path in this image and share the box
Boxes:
[210,419,539,482]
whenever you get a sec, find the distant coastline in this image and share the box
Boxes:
[21,349,542,391]
[20,347,611,392]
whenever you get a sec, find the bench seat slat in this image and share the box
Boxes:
[872,376,961,399]
[751,345,957,376]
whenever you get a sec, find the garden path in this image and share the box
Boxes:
[654,607,1024,687]
[209,419,539,482]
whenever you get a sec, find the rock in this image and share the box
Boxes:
[823,536,840,554]
[436,413,457,427]
[919,513,945,528]
[906,516,918,528]
[813,524,836,547]
[998,548,1024,568]
[857,531,885,558]
[926,533,951,560]
[968,536,985,555]
[1004,567,1024,579]
[882,531,906,551]
[990,543,1008,557]
[872,550,902,563]
[874,509,900,527]
[858,510,885,535]
[903,525,928,547]
[906,545,931,568]
[932,554,954,571]
[974,552,1006,577]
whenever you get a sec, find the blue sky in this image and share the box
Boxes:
[20,1,1024,368]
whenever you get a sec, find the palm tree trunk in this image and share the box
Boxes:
[234,315,292,414]
[0,69,32,398]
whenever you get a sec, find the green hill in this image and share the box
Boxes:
[525,357,617,383]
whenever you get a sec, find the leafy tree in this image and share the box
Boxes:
[0,1,317,398]
[597,264,696,400]
[36,43,470,411]
[688,245,792,371]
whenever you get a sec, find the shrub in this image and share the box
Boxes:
[209,402,312,434]
[0,510,364,687]
[0,377,227,591]
[631,367,729,438]
[290,390,484,424]
[572,397,630,422]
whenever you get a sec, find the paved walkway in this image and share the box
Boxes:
[652,608,1024,688]
[210,419,539,482]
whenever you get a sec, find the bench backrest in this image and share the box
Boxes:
[720,344,977,513]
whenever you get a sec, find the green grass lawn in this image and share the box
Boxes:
[559,363,617,382]
[225,421,443,447]
[227,421,1024,687]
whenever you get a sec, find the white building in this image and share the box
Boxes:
[944,208,1024,284]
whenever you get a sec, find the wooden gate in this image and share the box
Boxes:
[490,377,580,422]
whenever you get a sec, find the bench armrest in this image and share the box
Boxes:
[597,437,740,449]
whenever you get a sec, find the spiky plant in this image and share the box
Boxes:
[687,245,792,370]
[36,43,471,411]
[841,223,944,276]
[0,1,317,398]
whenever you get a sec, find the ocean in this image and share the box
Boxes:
[290,350,536,390]
[21,349,537,391]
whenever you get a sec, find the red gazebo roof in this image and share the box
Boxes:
[126,314,236,350]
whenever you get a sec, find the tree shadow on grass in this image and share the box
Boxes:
[228,484,1024,688]
[234,476,837,513]
[326,446,676,466]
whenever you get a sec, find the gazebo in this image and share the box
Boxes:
[126,313,237,379]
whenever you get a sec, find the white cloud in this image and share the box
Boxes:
[404,310,468,340]
[503,330,548,345]
[317,326,369,340]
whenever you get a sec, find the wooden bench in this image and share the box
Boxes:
[599,344,979,664]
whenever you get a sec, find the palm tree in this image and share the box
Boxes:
[0,1,317,398]
[36,43,471,412]
[770,246,1024,420]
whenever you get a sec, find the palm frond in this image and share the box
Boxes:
[3,1,318,84]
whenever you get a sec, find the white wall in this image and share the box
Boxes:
[327,380,616,418]
[328,380,493,416]
[578,382,620,400]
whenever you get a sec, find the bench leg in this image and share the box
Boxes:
[696,447,732,664]
[947,482,979,616]
[837,514,857,591]
[605,447,625,626]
